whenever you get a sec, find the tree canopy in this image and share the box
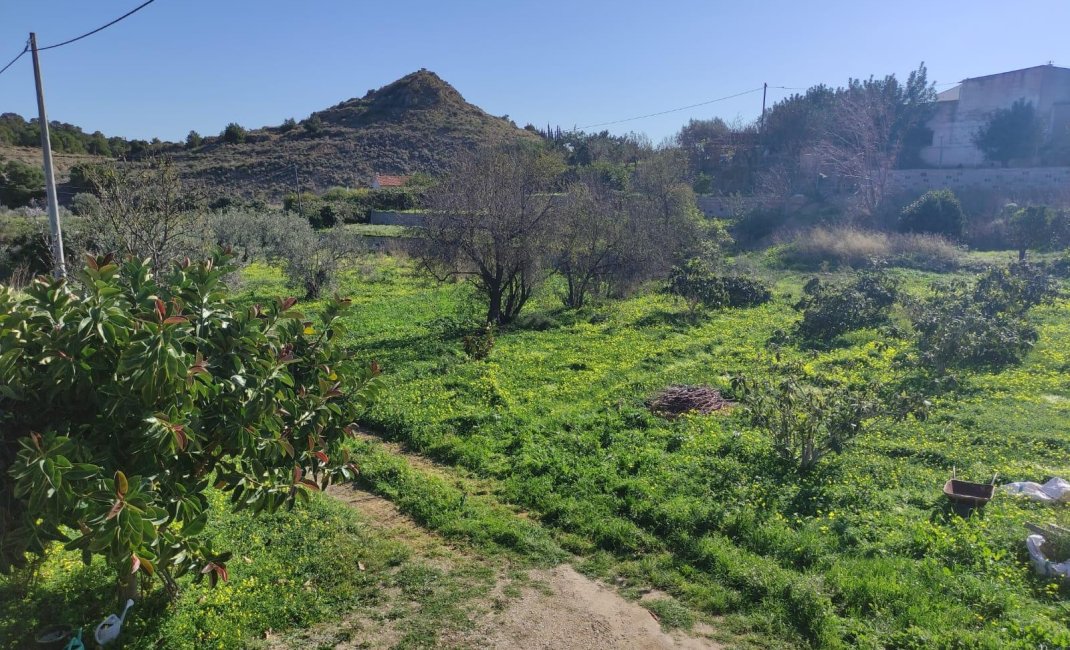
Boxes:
[973,99,1043,166]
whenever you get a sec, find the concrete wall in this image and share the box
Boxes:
[887,166,1070,198]
[368,210,428,227]
[921,66,1070,168]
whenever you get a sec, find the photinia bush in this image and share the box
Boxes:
[0,250,380,596]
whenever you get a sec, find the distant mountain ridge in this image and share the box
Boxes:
[167,69,538,199]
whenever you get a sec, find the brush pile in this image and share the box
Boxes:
[647,385,734,418]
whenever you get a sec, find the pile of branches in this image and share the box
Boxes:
[647,385,734,419]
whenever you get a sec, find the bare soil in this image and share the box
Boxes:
[293,440,724,650]
[458,564,722,649]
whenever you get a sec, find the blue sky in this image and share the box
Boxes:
[1,1,1068,143]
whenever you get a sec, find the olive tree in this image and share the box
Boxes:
[82,157,209,270]
[210,209,363,299]
[420,143,564,325]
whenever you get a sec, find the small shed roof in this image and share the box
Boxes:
[374,174,409,188]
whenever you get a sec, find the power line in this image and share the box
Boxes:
[0,42,28,77]
[38,0,157,51]
[576,87,764,130]
[0,1,156,78]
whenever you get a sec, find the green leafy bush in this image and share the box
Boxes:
[732,367,879,472]
[0,227,51,283]
[794,270,900,342]
[910,262,1058,371]
[285,187,423,226]
[1007,205,1070,260]
[69,192,102,218]
[733,207,789,244]
[667,258,771,313]
[515,311,559,331]
[220,122,247,145]
[303,114,324,135]
[462,324,495,360]
[0,160,45,208]
[898,189,965,239]
[911,299,1036,372]
[720,275,773,308]
[972,261,1060,314]
[0,251,380,594]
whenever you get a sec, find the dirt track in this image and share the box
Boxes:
[319,469,722,649]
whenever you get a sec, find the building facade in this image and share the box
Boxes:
[919,64,1070,168]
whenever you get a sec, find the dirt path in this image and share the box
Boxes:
[460,564,722,649]
[302,437,725,650]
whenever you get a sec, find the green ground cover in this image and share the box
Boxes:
[4,252,1070,649]
[316,253,1070,648]
[1,489,408,648]
[343,223,420,238]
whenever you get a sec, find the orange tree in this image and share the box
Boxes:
[0,250,379,596]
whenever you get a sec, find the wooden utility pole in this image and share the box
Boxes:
[293,164,303,213]
[29,32,66,278]
[760,82,768,133]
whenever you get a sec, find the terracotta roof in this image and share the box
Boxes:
[374,174,409,188]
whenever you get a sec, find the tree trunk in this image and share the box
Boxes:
[486,287,502,325]
[119,569,138,603]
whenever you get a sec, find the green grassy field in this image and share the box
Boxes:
[292,254,1070,648]
[4,252,1070,649]
[343,223,421,238]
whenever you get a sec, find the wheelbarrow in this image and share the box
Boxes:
[943,468,997,516]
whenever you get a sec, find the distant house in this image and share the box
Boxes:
[371,173,410,189]
[920,64,1070,168]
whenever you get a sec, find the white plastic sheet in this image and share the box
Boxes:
[1026,534,1070,579]
[1003,477,1070,503]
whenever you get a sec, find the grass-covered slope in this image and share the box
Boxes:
[306,255,1070,648]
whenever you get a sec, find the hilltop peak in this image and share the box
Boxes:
[362,69,464,106]
[318,69,475,128]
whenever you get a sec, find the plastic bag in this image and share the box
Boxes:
[1003,477,1070,503]
[1026,534,1070,579]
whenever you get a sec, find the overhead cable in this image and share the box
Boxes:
[38,0,157,50]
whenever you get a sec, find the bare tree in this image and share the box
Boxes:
[552,177,633,308]
[83,157,208,269]
[813,91,900,220]
[552,173,700,308]
[813,65,935,221]
[420,143,564,325]
[633,148,696,221]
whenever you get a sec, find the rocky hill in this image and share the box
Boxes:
[167,69,538,199]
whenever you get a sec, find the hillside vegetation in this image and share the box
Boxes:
[0,70,537,202]
[167,70,538,199]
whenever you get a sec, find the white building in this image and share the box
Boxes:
[919,64,1070,168]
